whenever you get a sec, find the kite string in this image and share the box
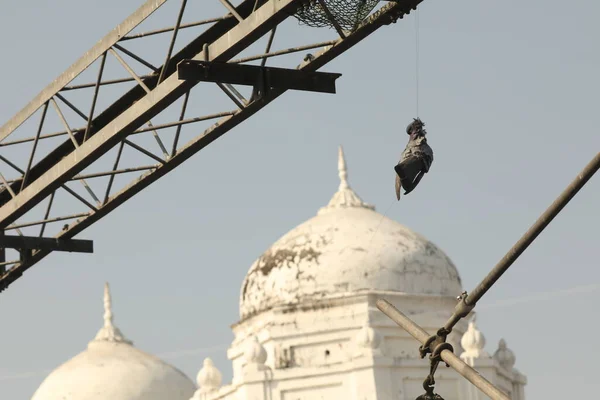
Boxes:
[354,198,397,268]
[415,11,420,118]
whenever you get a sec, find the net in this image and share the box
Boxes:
[294,0,381,32]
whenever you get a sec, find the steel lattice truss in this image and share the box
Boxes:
[0,0,421,291]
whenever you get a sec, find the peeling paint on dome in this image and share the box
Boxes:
[257,247,322,277]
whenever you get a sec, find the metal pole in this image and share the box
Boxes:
[73,165,157,180]
[171,93,190,157]
[84,52,108,142]
[0,230,5,274]
[112,45,158,72]
[316,0,346,38]
[55,93,89,121]
[444,152,600,332]
[376,299,510,400]
[20,102,49,191]
[157,0,188,84]
[119,17,228,41]
[0,110,233,148]
[230,40,336,64]
[6,213,90,231]
[62,75,151,91]
[218,0,244,22]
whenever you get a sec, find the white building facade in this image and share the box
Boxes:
[31,147,527,400]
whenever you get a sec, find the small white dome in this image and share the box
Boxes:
[196,358,222,393]
[31,283,196,400]
[493,339,516,370]
[240,146,463,319]
[244,336,267,365]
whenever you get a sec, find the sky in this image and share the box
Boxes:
[0,0,599,398]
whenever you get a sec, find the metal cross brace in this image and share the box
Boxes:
[0,235,93,253]
[378,151,600,400]
[177,59,342,94]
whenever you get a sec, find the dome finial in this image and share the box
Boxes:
[103,282,114,328]
[195,357,222,394]
[493,338,516,370]
[318,145,374,214]
[338,145,349,190]
[460,317,489,360]
[91,282,132,345]
[244,336,267,365]
[243,335,269,373]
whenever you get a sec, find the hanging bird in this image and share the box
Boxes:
[394,118,434,200]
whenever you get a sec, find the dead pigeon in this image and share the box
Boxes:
[395,118,434,200]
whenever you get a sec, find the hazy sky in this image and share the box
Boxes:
[0,0,598,398]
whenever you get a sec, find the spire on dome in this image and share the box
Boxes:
[318,145,374,215]
[460,316,489,360]
[91,282,132,345]
[337,145,349,190]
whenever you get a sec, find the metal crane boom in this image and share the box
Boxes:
[0,0,420,292]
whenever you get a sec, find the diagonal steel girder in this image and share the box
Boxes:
[0,0,261,208]
[0,0,304,229]
[0,0,169,144]
[0,0,422,290]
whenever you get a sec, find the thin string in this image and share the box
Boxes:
[415,11,420,118]
[368,199,396,246]
[354,198,397,269]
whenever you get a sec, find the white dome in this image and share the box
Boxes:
[493,338,516,369]
[240,147,463,320]
[32,283,196,400]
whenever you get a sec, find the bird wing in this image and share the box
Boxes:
[395,174,402,200]
[422,143,434,172]
[407,170,424,194]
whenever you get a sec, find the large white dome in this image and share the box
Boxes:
[240,147,463,320]
[31,284,196,400]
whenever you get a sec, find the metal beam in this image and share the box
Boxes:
[0,0,422,292]
[0,231,4,274]
[157,0,188,84]
[6,213,89,231]
[177,60,342,94]
[230,40,336,64]
[0,235,93,253]
[219,0,244,22]
[442,150,600,332]
[0,0,263,207]
[376,299,510,400]
[120,16,229,41]
[0,0,304,229]
[0,110,233,148]
[0,0,169,143]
